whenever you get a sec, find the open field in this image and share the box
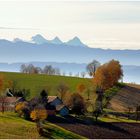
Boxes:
[48,115,140,139]
[0,112,85,139]
[107,85,140,112]
[0,72,90,98]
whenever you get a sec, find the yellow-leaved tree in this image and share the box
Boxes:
[15,102,27,117]
[30,107,47,136]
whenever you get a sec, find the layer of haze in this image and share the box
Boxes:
[0,0,140,49]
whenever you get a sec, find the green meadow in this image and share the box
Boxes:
[0,72,90,98]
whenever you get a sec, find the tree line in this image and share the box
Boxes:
[20,63,87,77]
[20,64,61,75]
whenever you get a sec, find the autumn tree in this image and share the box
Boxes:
[93,60,123,118]
[93,60,123,91]
[85,87,94,101]
[76,83,86,94]
[56,83,69,101]
[15,101,29,119]
[30,105,47,136]
[68,93,85,116]
[87,60,100,77]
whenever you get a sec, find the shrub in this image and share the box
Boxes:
[68,93,86,115]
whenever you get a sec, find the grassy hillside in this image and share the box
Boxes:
[0,72,90,98]
[0,112,40,139]
[0,112,86,139]
[107,84,140,112]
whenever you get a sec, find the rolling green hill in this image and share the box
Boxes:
[0,72,90,99]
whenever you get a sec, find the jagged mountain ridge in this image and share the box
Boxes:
[31,34,85,46]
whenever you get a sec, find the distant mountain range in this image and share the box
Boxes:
[0,61,140,84]
[0,34,140,66]
[31,34,86,46]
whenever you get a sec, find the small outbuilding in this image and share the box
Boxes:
[48,96,69,116]
[56,104,69,116]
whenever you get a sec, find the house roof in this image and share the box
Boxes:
[56,104,66,111]
[0,97,21,103]
[48,96,58,103]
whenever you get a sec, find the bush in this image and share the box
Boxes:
[116,82,126,88]
[68,93,86,115]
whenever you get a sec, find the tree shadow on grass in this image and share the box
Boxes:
[47,115,132,135]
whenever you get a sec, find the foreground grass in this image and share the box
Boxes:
[99,115,140,123]
[0,112,86,139]
[0,112,40,139]
[0,72,90,99]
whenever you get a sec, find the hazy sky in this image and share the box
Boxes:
[0,0,140,49]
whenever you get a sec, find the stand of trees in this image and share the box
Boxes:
[20,64,61,75]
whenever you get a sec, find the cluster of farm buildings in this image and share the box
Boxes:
[0,90,69,116]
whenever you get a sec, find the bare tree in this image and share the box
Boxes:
[57,83,69,101]
[26,64,35,74]
[20,64,28,73]
[54,68,61,75]
[43,65,54,75]
[62,72,66,76]
[35,67,42,74]
[69,72,72,77]
[81,72,86,78]
[86,60,100,77]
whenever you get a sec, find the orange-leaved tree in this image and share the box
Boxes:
[76,83,86,94]
[93,59,123,91]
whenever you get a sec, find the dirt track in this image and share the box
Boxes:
[57,122,140,139]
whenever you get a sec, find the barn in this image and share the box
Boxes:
[48,96,69,116]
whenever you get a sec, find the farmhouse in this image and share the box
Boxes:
[48,96,69,116]
[0,97,21,111]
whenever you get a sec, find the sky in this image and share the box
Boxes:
[0,0,140,49]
